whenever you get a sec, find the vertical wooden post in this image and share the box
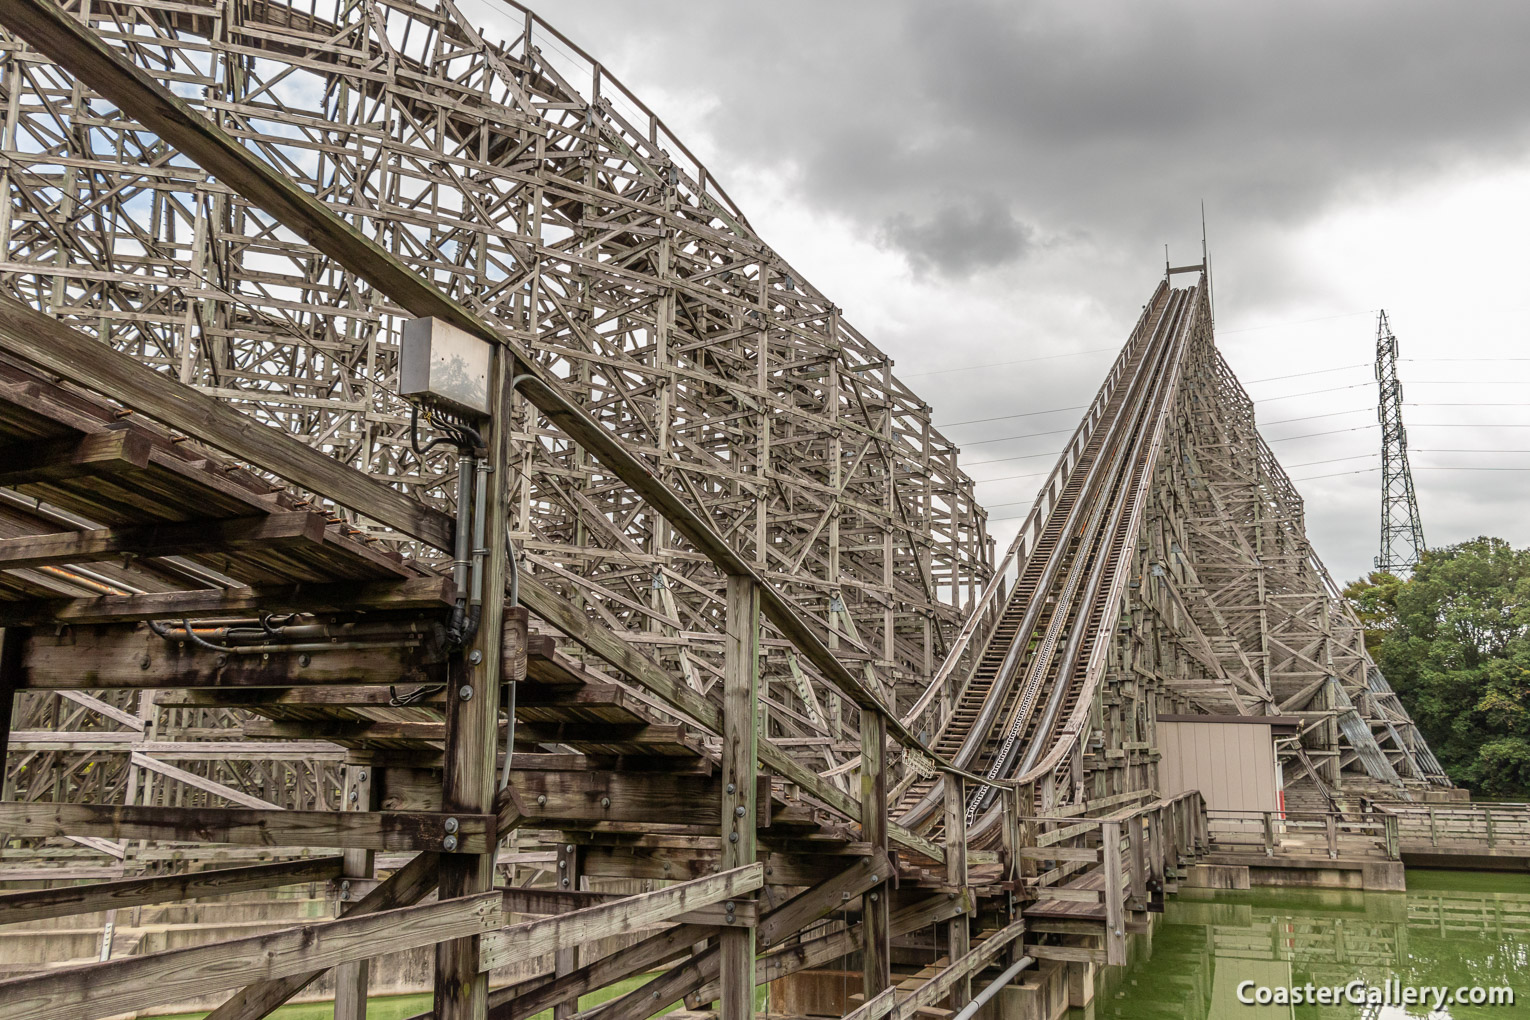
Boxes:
[1383,812,1400,860]
[0,628,22,772]
[1015,783,1037,882]
[1101,820,1126,967]
[1146,807,1164,889]
[860,710,890,999]
[1127,816,1147,910]
[552,842,584,1019]
[942,776,970,1008]
[334,763,376,1020]
[434,356,510,1020]
[720,575,760,1020]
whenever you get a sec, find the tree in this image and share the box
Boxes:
[1343,536,1530,799]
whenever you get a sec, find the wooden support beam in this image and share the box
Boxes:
[0,803,490,853]
[0,891,501,1020]
[203,850,444,1020]
[498,887,759,927]
[719,576,760,1020]
[479,864,763,972]
[0,512,330,570]
[0,576,456,626]
[0,429,151,486]
[758,850,891,951]
[890,920,1025,1020]
[434,367,513,1020]
[334,764,379,1020]
[128,752,283,810]
[597,852,890,1020]
[1101,819,1126,967]
[16,623,445,690]
[0,296,454,551]
[0,629,20,780]
[487,922,716,1020]
[942,776,970,1010]
[500,771,726,828]
[846,988,896,1020]
[861,711,891,999]
[551,841,583,1020]
[0,856,343,925]
[693,891,974,1005]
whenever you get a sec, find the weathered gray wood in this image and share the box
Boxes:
[860,712,890,998]
[14,620,449,690]
[334,765,378,1020]
[0,289,454,557]
[434,366,513,1020]
[487,922,717,1020]
[1101,819,1126,967]
[0,630,20,778]
[203,850,445,1020]
[597,851,890,1020]
[0,802,490,853]
[720,575,761,1020]
[0,892,501,1020]
[942,775,971,1009]
[0,856,344,925]
[551,840,583,1020]
[0,1,966,779]
[0,576,456,626]
[498,887,759,927]
[890,920,1025,1020]
[0,512,330,570]
[845,988,896,1020]
[479,864,763,972]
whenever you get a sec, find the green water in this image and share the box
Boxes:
[1092,871,1530,1018]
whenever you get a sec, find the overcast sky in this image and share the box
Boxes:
[468,0,1530,584]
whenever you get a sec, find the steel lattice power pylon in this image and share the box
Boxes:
[1375,311,1426,573]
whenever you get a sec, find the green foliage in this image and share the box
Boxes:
[1344,536,1530,799]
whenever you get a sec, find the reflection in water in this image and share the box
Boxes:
[1090,871,1530,1019]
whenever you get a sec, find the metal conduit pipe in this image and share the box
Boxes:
[950,956,1035,1020]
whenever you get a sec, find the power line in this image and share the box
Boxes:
[1244,363,1369,384]
[936,404,1086,429]
[1290,466,1380,482]
[902,345,1118,378]
[1261,408,1370,426]
[965,449,1063,470]
[972,469,1050,485]
[1283,453,1376,469]
[1267,425,1380,443]
[1252,382,1370,401]
[961,425,1080,448]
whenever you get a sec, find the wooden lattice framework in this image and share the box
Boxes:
[0,0,989,772]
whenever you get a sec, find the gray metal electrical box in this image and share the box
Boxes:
[400,317,492,416]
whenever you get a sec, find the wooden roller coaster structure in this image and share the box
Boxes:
[0,2,1450,1019]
